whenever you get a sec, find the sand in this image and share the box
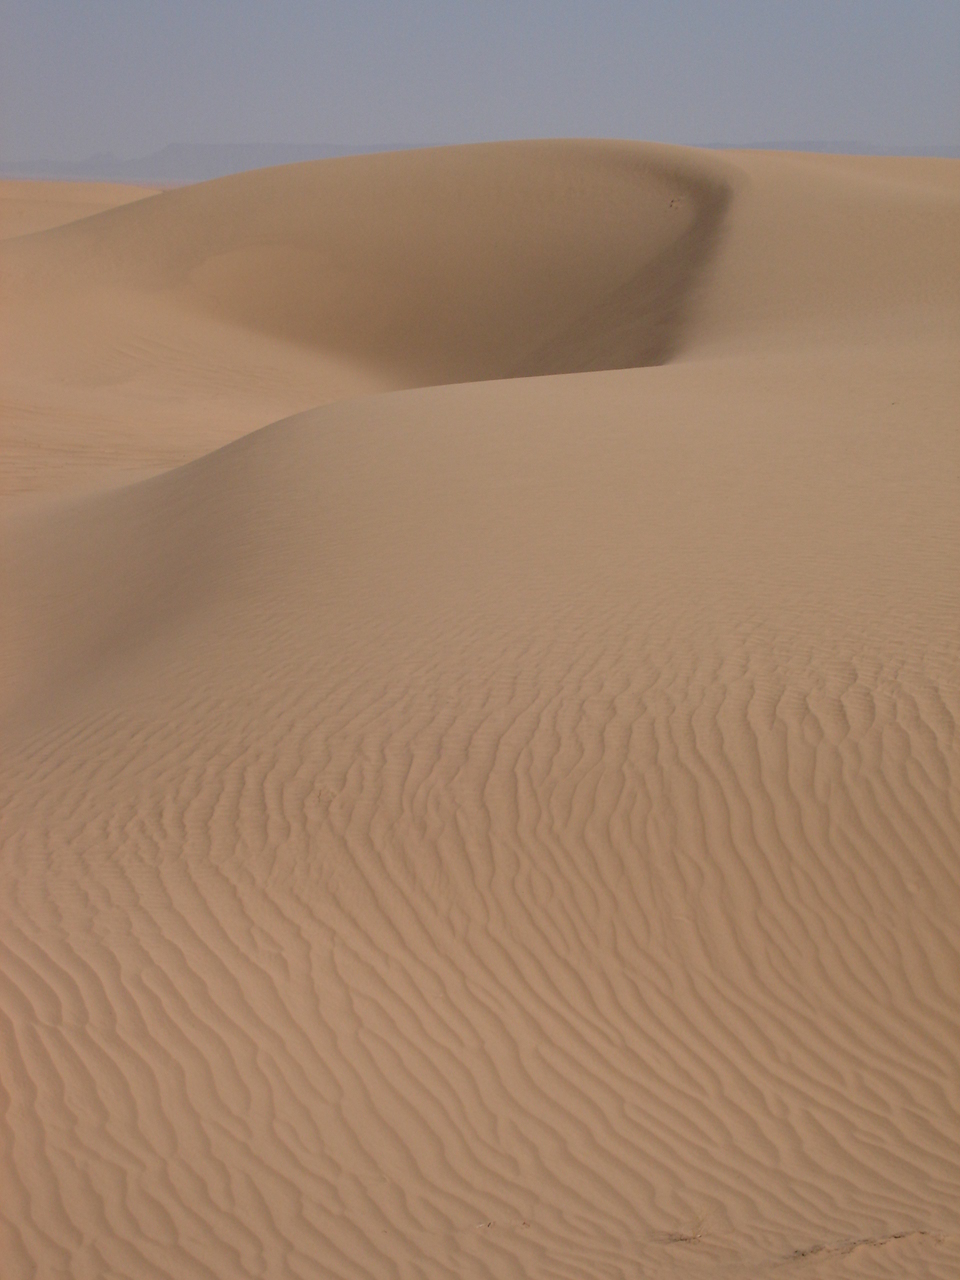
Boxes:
[1,142,959,1279]
[0,179,159,241]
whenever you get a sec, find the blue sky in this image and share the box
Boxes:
[2,1,958,162]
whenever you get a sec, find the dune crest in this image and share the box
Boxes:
[2,142,734,496]
[2,142,959,1278]
[0,178,158,241]
[4,143,958,497]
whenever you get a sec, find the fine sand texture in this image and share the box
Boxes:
[2,142,959,1279]
[0,179,159,241]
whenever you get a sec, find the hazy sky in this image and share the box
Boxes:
[2,1,958,162]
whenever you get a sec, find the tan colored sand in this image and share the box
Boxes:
[1,143,959,1279]
[0,178,158,240]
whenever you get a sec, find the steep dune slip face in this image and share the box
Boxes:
[2,143,960,1280]
[0,142,727,495]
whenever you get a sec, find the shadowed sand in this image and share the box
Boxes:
[1,142,959,1279]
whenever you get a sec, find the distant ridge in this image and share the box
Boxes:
[0,142,422,184]
[3,139,958,185]
[705,140,960,158]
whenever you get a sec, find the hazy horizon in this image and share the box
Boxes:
[3,1,958,175]
[6,135,960,186]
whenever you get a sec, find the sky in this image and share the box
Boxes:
[2,1,958,165]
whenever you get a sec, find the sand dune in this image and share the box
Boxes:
[0,179,158,241]
[2,141,731,495]
[4,142,956,496]
[2,142,959,1278]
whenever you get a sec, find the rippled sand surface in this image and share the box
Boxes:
[2,142,959,1278]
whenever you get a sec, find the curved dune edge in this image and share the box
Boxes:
[0,179,159,241]
[6,142,730,375]
[2,144,960,1279]
[2,141,733,497]
[3,140,958,495]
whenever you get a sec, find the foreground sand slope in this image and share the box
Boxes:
[2,144,960,1279]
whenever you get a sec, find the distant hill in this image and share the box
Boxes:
[0,142,422,184]
[3,139,956,185]
[706,140,960,158]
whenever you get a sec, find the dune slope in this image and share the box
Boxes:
[1,141,729,495]
[0,179,158,241]
[4,141,957,496]
[2,143,960,1279]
